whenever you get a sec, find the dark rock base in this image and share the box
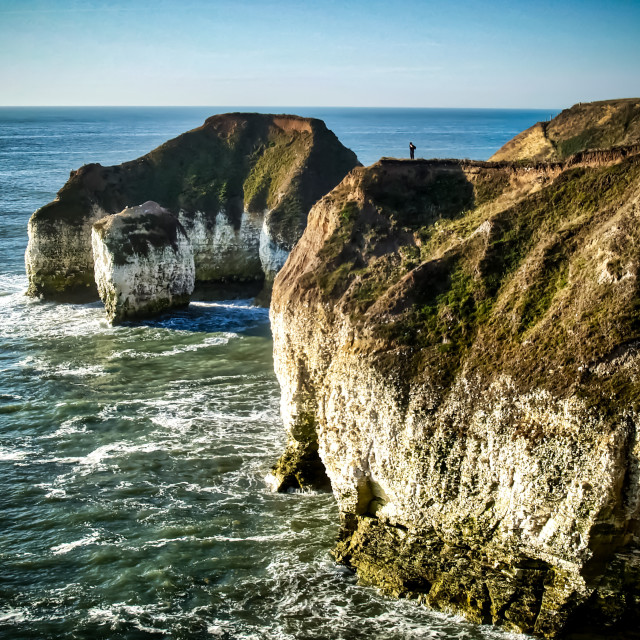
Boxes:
[333,515,640,638]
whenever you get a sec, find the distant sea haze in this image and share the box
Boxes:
[0,107,545,639]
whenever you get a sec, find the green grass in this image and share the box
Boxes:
[243,133,306,212]
[307,155,640,408]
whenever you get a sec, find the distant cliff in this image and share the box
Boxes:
[270,141,640,637]
[25,113,359,300]
[491,98,640,162]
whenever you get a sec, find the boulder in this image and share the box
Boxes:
[91,202,194,323]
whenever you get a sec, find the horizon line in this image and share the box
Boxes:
[0,104,563,111]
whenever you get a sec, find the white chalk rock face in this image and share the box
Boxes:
[91,202,195,324]
[177,209,263,282]
[259,216,291,285]
[25,196,109,300]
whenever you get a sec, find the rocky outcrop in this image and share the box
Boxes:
[92,202,194,323]
[491,98,640,162]
[270,152,640,637]
[25,113,359,300]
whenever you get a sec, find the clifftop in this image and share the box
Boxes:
[490,98,640,162]
[35,112,359,247]
[274,150,640,407]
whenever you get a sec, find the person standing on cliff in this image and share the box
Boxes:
[409,142,416,159]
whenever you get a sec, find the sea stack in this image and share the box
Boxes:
[270,100,640,637]
[92,202,194,324]
[25,113,359,301]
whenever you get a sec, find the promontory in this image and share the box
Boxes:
[269,99,640,638]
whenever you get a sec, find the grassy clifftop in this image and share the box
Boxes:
[275,149,640,411]
[33,113,359,245]
[491,98,640,162]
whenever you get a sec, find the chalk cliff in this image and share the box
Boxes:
[91,202,194,324]
[491,98,640,162]
[25,113,359,300]
[270,146,640,637]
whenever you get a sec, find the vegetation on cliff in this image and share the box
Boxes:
[26,113,359,299]
[270,139,640,637]
[491,98,640,162]
[293,152,640,412]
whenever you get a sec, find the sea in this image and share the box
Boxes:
[0,107,554,640]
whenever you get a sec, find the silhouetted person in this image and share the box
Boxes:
[409,142,416,160]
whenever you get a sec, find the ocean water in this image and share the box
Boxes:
[0,107,551,639]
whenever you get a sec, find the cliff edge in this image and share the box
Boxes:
[270,145,640,637]
[25,113,359,300]
[491,98,640,162]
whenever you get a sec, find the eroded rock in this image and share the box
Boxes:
[92,202,194,323]
[270,149,640,637]
[26,113,359,300]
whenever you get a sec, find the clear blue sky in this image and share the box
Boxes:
[1,0,638,108]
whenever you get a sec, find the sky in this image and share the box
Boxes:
[0,0,638,108]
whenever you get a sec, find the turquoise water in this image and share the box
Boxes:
[0,108,545,639]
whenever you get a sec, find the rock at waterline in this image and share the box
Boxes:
[91,202,194,324]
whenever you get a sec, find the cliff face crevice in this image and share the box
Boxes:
[25,113,359,300]
[270,144,640,637]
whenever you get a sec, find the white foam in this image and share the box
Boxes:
[0,392,23,400]
[51,530,101,555]
[190,300,265,312]
[209,531,296,543]
[45,417,89,439]
[35,483,68,499]
[75,441,163,474]
[86,606,121,626]
[17,355,105,378]
[86,603,173,635]
[161,334,237,355]
[0,297,107,341]
[0,606,31,624]
[0,273,27,295]
[0,446,30,461]
[108,332,236,360]
[286,486,325,496]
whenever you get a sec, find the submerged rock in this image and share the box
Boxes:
[270,141,640,637]
[92,202,194,323]
[26,113,359,300]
